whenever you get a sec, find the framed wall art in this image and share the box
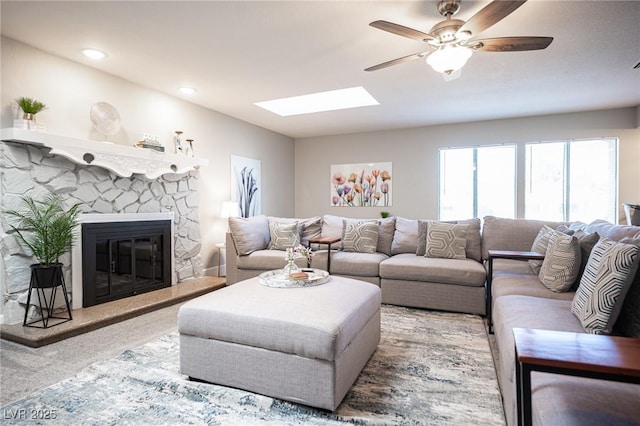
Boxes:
[330,162,392,207]
[231,155,261,217]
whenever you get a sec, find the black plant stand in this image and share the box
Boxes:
[23,264,73,328]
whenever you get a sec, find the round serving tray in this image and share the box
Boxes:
[259,268,330,288]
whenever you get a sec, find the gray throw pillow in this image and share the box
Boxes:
[391,217,418,255]
[529,225,555,274]
[267,221,300,250]
[571,238,640,334]
[229,215,270,255]
[425,221,467,260]
[570,230,600,290]
[377,216,396,256]
[417,218,481,261]
[342,221,379,253]
[538,232,581,292]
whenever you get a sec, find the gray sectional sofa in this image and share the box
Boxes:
[225,213,640,425]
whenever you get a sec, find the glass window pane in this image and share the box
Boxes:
[477,145,516,219]
[569,139,617,223]
[439,148,474,220]
[525,143,565,221]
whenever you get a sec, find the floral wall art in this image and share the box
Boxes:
[330,162,392,207]
[231,155,261,217]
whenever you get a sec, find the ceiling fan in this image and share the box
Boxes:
[365,0,553,76]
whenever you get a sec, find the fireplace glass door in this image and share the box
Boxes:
[83,220,171,307]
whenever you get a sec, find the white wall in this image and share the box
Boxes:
[1,36,295,276]
[294,108,640,223]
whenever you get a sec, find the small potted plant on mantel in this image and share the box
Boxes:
[6,194,82,327]
[14,96,47,132]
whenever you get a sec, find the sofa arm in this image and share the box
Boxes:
[225,232,240,285]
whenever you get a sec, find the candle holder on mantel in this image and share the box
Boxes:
[186,139,195,157]
[174,130,185,155]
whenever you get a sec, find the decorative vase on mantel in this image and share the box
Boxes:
[14,96,47,132]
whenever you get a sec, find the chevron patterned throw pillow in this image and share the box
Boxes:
[539,232,581,292]
[571,237,640,334]
[342,221,379,253]
[424,221,467,260]
[267,222,300,250]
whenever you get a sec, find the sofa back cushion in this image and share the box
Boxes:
[481,216,566,260]
[391,217,418,255]
[229,215,270,255]
[583,219,640,241]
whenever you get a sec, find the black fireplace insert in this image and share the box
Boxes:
[81,220,171,307]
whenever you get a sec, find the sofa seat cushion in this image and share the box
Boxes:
[491,259,575,301]
[532,373,640,426]
[380,253,486,287]
[330,251,388,277]
[236,249,304,270]
[493,295,585,426]
[178,276,381,362]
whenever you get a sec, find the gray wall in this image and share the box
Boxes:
[294,108,640,223]
[0,36,295,281]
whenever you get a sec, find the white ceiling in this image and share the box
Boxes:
[2,0,639,139]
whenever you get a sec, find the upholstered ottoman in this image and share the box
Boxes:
[178,275,381,411]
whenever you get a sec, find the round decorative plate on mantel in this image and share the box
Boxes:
[90,102,121,137]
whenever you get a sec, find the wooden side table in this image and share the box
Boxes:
[513,328,640,426]
[308,236,341,273]
[486,250,544,333]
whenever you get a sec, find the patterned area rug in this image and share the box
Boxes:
[2,305,504,425]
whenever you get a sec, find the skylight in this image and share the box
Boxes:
[254,86,379,116]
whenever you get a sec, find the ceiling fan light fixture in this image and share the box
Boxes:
[426,45,472,74]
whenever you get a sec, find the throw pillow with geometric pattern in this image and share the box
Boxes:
[571,238,640,334]
[267,221,300,250]
[425,221,467,260]
[342,221,379,253]
[529,225,555,274]
[538,232,581,292]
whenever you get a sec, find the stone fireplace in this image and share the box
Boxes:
[0,129,208,324]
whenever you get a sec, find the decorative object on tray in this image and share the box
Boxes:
[259,268,330,288]
[283,247,301,276]
[14,96,47,132]
[283,245,315,274]
[90,102,121,139]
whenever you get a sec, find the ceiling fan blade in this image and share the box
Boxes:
[370,20,434,42]
[365,52,429,72]
[472,37,553,52]
[457,1,527,37]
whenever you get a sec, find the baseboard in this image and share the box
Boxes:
[203,265,226,277]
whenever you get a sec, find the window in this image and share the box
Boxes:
[525,139,617,223]
[439,145,516,220]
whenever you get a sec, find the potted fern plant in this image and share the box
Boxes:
[6,193,81,289]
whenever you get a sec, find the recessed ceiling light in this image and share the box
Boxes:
[179,87,197,95]
[254,86,379,117]
[82,48,106,60]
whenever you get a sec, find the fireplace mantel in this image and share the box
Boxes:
[1,127,208,179]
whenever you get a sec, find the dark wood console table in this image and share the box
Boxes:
[486,250,544,333]
[308,236,341,273]
[513,328,640,426]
